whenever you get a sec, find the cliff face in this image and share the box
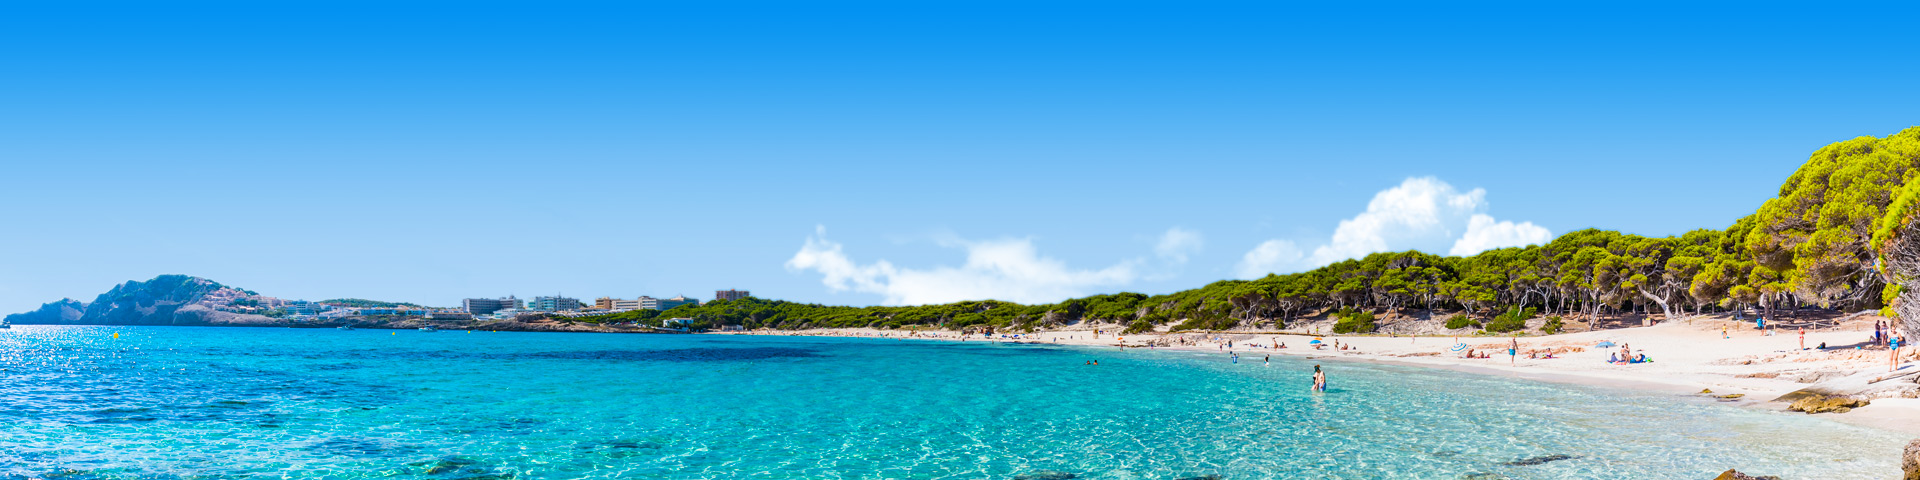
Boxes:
[5,275,256,326]
[3,275,659,334]
[6,298,86,324]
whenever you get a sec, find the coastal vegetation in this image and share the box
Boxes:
[318,298,425,308]
[9,127,1920,338]
[572,127,1920,334]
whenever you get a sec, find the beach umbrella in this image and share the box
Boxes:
[1308,339,1323,345]
[1595,341,1616,348]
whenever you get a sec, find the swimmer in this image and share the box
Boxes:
[1311,365,1327,392]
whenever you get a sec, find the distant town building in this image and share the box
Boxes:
[284,301,323,316]
[611,299,643,311]
[355,308,427,317]
[463,296,522,315]
[662,295,697,310]
[641,295,698,311]
[715,289,750,302]
[530,295,585,312]
[427,311,474,321]
[594,297,619,310]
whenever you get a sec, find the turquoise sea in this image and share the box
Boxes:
[0,325,1904,479]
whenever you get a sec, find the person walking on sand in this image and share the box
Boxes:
[1312,365,1326,392]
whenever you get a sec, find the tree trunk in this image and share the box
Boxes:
[1636,287,1677,326]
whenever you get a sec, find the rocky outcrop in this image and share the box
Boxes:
[6,274,228,326]
[1785,393,1871,414]
[5,298,86,324]
[1904,439,1920,480]
[5,275,687,335]
[1712,469,1780,480]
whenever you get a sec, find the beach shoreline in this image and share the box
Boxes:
[714,315,1920,436]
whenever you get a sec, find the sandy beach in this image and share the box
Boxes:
[721,313,1920,435]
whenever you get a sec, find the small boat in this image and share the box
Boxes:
[337,325,354,331]
[419,326,438,332]
[0,321,10,329]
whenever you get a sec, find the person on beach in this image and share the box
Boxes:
[1312,365,1326,392]
[1799,327,1806,350]
[1509,337,1518,366]
[1893,334,1904,373]
[1723,325,1729,339]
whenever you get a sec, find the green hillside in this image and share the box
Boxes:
[582,126,1920,333]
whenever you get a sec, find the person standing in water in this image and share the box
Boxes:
[1311,365,1327,392]
[1893,334,1904,373]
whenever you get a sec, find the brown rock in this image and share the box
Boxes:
[1712,468,1781,480]
[1903,439,1920,480]
[1786,394,1870,414]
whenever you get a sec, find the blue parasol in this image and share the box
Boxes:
[1595,341,1616,348]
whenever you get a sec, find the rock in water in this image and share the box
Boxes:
[1175,476,1223,480]
[1786,394,1870,414]
[1501,454,1576,466]
[1904,439,1920,480]
[1011,471,1076,480]
[1712,469,1781,480]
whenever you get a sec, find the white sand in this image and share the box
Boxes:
[718,314,1920,435]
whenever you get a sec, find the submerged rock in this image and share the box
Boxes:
[1174,476,1223,480]
[1012,471,1077,480]
[1904,439,1920,480]
[1712,469,1781,480]
[1786,394,1869,414]
[1501,454,1576,466]
[411,456,480,475]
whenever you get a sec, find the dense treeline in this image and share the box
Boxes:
[577,127,1920,334]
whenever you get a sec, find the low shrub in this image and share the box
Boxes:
[1541,316,1565,334]
[1332,309,1377,334]
[1484,307,1537,333]
[1444,315,1480,330]
[1123,319,1155,335]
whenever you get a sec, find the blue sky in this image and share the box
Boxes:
[3,1,1918,312]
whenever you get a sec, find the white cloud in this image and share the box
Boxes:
[786,226,1157,305]
[1449,214,1553,256]
[1236,239,1305,279]
[1155,227,1204,264]
[1234,177,1551,278]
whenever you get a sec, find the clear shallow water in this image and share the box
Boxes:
[0,326,1903,479]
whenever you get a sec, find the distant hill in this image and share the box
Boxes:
[3,275,412,326]
[6,275,249,326]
